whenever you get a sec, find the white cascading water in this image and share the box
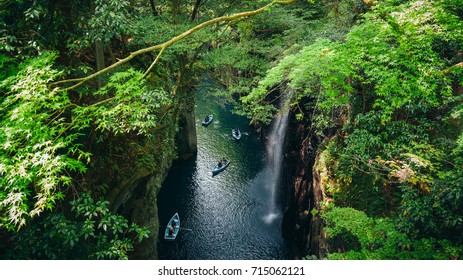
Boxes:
[262,93,291,224]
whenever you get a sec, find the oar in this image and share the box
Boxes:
[161,226,192,232]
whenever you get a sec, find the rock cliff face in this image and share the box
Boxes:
[308,147,331,258]
[175,105,198,158]
[100,97,198,259]
[108,153,173,259]
[286,119,330,259]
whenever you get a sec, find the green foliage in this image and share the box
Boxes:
[0,52,87,229]
[78,68,171,135]
[199,1,319,111]
[0,51,172,231]
[0,54,16,81]
[240,0,463,259]
[345,9,452,122]
[244,0,462,125]
[241,39,353,125]
[88,0,133,43]
[5,192,149,259]
[0,0,43,55]
[323,207,463,259]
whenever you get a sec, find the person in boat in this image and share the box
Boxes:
[172,219,177,228]
[217,161,223,168]
[168,226,174,236]
[222,157,227,165]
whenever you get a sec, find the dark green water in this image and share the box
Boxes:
[157,83,292,260]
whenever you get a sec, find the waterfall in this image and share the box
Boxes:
[262,92,291,224]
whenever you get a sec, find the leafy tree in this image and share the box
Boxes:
[3,192,149,259]
[0,52,171,230]
[1,0,300,259]
[0,52,86,229]
[322,207,463,259]
[201,0,321,105]
[242,0,463,259]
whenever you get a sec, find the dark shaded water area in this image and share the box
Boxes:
[157,84,292,260]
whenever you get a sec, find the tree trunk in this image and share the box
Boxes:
[95,39,105,88]
[48,0,55,25]
[191,0,201,21]
[170,0,181,17]
[107,45,116,65]
[149,0,158,17]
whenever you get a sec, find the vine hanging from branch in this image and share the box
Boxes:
[51,0,296,92]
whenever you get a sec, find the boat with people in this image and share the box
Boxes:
[212,159,230,175]
[232,128,241,141]
[202,114,213,126]
[164,212,180,240]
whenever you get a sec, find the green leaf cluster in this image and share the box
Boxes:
[0,52,87,229]
[199,1,320,110]
[91,0,131,40]
[243,0,463,259]
[0,51,172,230]
[4,192,149,259]
[81,68,171,135]
[323,207,463,259]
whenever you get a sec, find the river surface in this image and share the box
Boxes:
[157,83,292,260]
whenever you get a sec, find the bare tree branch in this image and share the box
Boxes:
[362,0,376,7]
[141,47,166,80]
[51,0,296,92]
[443,62,463,75]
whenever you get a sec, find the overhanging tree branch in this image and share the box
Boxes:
[443,62,463,75]
[51,0,296,92]
[362,0,376,7]
[142,47,166,80]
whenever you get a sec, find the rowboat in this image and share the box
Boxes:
[212,159,230,175]
[202,114,213,126]
[164,213,180,240]
[232,128,241,141]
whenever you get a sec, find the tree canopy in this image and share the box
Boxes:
[1,0,302,259]
[1,0,462,259]
[241,0,463,259]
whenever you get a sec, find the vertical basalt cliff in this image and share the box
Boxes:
[87,93,198,259]
[87,121,178,259]
[286,119,331,259]
[108,153,173,259]
[129,97,198,259]
[175,105,198,158]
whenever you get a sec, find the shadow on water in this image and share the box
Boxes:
[157,82,292,260]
